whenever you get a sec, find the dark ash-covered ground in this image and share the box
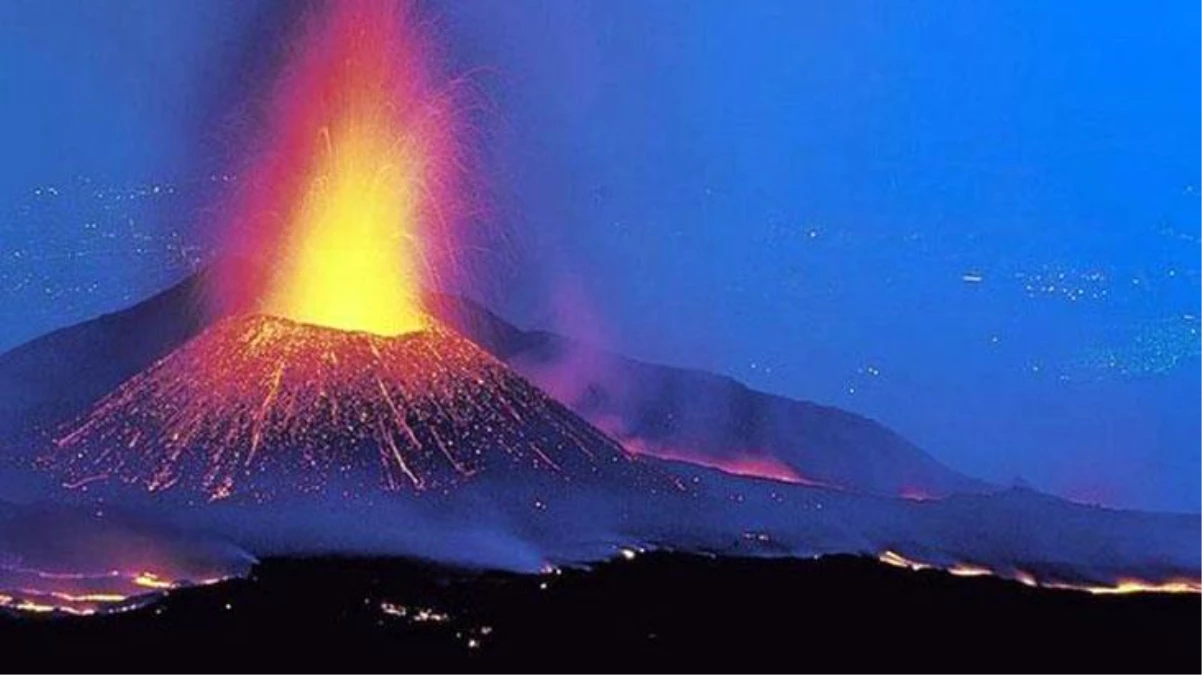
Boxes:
[2,551,1197,673]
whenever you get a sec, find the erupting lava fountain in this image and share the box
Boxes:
[52,1,664,501]
[225,0,459,335]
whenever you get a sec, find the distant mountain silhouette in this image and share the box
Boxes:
[426,293,991,498]
[0,269,215,447]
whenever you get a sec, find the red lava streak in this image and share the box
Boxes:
[609,434,829,487]
[52,315,654,500]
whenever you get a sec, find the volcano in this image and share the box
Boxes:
[3,282,1198,595]
[51,313,665,502]
[1,0,1197,605]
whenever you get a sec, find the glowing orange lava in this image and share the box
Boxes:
[596,431,832,488]
[52,315,670,500]
[260,105,430,335]
[876,550,1200,596]
[0,566,228,616]
[221,1,464,335]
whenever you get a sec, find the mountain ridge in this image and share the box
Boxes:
[6,268,981,499]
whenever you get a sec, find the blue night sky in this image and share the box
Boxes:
[0,0,1198,511]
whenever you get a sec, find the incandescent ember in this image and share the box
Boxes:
[50,314,664,501]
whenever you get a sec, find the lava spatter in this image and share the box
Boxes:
[51,314,659,501]
[218,0,469,337]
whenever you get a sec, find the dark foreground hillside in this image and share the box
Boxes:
[3,552,1197,673]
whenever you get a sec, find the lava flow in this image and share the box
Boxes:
[53,314,657,501]
[0,567,228,616]
[877,550,1201,596]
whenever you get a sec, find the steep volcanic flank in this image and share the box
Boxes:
[51,314,659,501]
